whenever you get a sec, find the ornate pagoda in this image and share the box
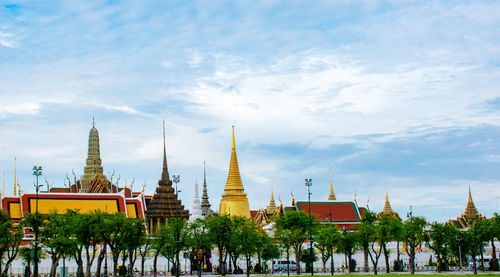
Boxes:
[377,192,400,218]
[328,175,336,200]
[449,184,485,229]
[146,122,189,233]
[80,119,110,193]
[219,126,250,218]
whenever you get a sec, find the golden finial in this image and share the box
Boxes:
[17,178,21,195]
[232,125,236,149]
[328,168,336,200]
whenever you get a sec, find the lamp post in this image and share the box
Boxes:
[172,174,181,277]
[305,178,313,275]
[457,234,463,271]
[33,165,43,277]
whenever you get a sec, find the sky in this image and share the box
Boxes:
[0,0,499,222]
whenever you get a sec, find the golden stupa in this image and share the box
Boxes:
[219,126,250,218]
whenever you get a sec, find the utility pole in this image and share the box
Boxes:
[33,165,43,277]
[305,178,313,275]
[173,174,181,277]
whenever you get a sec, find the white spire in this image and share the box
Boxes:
[191,179,202,220]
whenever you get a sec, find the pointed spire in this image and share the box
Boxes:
[93,116,95,127]
[160,120,170,182]
[464,180,479,219]
[382,191,394,215]
[80,119,108,192]
[267,186,277,214]
[328,172,336,200]
[291,190,296,207]
[223,125,245,191]
[201,161,212,217]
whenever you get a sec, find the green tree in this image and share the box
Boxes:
[275,211,310,274]
[337,228,358,273]
[468,218,489,274]
[426,222,454,272]
[235,218,259,277]
[158,218,187,277]
[206,215,233,276]
[121,218,146,277]
[275,228,293,276]
[260,236,280,274]
[447,225,468,271]
[138,235,153,277]
[227,217,244,274]
[101,213,126,277]
[367,220,383,275]
[402,216,427,275]
[358,211,376,273]
[300,247,318,273]
[185,218,211,277]
[314,224,339,275]
[489,213,500,270]
[0,211,24,276]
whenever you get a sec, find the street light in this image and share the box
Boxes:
[172,175,181,277]
[305,178,313,275]
[33,165,43,277]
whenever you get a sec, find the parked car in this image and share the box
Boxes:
[273,260,297,272]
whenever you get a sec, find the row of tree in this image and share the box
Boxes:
[1,210,499,277]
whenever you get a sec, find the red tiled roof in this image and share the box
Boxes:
[296,201,360,222]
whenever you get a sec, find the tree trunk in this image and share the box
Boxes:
[347,252,352,273]
[472,251,477,275]
[286,248,290,276]
[382,244,389,273]
[480,250,485,271]
[77,253,84,277]
[364,249,369,272]
[491,239,498,271]
[153,251,159,277]
[50,254,60,277]
[112,254,119,277]
[96,248,106,277]
[409,248,415,275]
[246,254,251,277]
[141,255,146,277]
[330,246,334,275]
[396,241,401,271]
[219,249,225,276]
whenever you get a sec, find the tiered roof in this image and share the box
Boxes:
[201,161,213,217]
[145,122,189,219]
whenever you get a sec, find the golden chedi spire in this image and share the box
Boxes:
[328,175,336,200]
[80,119,109,192]
[219,126,250,217]
[464,183,479,219]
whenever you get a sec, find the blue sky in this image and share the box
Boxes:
[1,1,499,222]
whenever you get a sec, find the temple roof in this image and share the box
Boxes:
[145,122,189,219]
[223,126,245,191]
[464,185,480,219]
[378,192,400,218]
[290,201,362,222]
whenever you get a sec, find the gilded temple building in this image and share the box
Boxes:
[450,184,485,229]
[377,192,400,219]
[145,123,189,233]
[1,121,145,227]
[219,126,250,218]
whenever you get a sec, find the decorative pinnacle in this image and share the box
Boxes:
[232,125,235,149]
[161,120,170,182]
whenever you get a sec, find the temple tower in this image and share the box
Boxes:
[266,188,277,215]
[200,161,212,217]
[145,122,189,233]
[80,119,109,193]
[219,126,250,218]
[378,191,400,218]
[191,180,202,220]
[464,184,480,219]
